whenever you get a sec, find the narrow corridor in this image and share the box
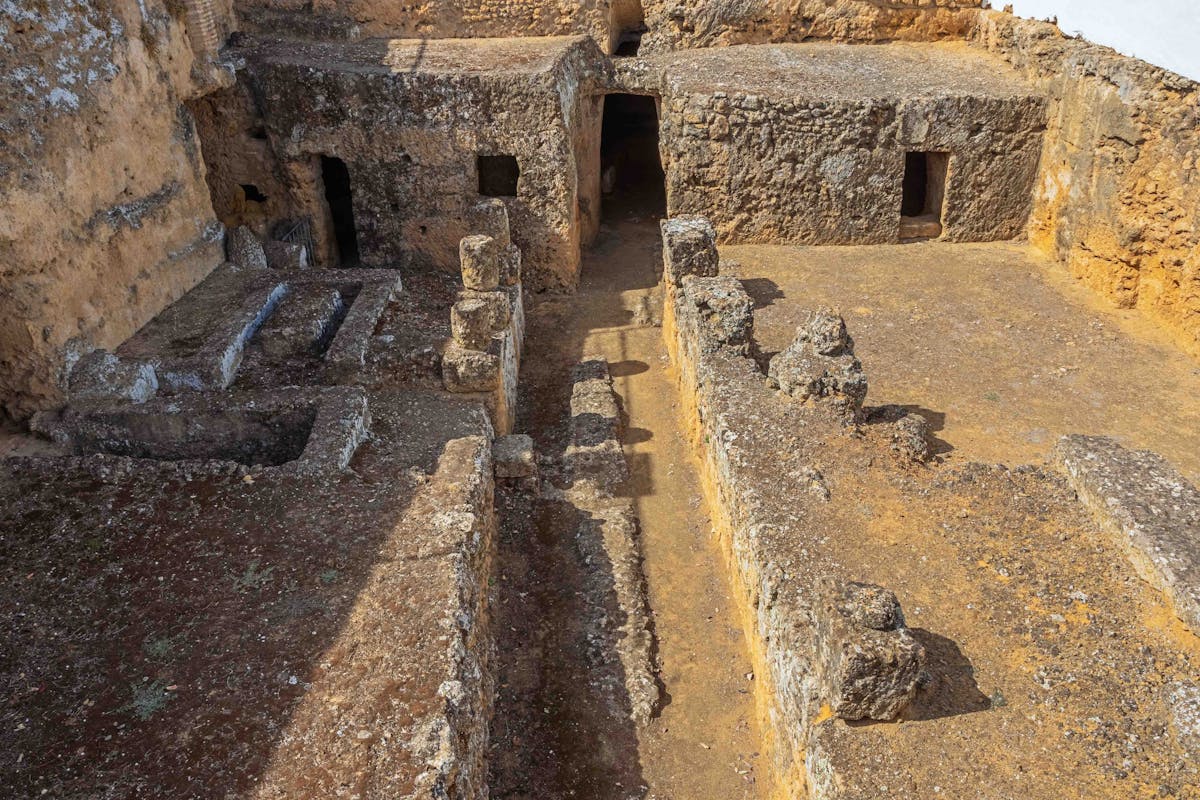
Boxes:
[489,218,768,799]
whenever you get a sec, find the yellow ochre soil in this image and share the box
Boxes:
[724,240,1200,482]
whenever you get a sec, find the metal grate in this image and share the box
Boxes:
[275,217,315,264]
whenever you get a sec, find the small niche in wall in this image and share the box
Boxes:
[478,155,520,197]
[900,151,949,241]
[240,184,268,203]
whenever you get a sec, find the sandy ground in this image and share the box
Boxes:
[723,240,1200,481]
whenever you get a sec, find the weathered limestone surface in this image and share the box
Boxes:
[814,579,924,721]
[660,216,719,286]
[1,392,498,798]
[231,0,980,56]
[652,42,1045,245]
[235,0,615,52]
[493,433,536,479]
[1054,435,1200,633]
[0,0,231,418]
[256,286,345,358]
[564,356,629,486]
[232,35,604,290]
[227,226,271,270]
[67,350,159,404]
[444,226,526,434]
[970,11,1200,356]
[640,0,983,52]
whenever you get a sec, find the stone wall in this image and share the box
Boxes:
[653,43,1045,245]
[970,11,1200,355]
[0,0,231,420]
[640,0,983,52]
[234,0,616,51]
[231,0,982,55]
[226,35,604,290]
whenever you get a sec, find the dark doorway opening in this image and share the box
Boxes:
[321,155,360,266]
[478,155,520,197]
[900,151,949,240]
[600,93,666,222]
[612,0,646,56]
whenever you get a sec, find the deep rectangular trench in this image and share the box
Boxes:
[60,404,319,466]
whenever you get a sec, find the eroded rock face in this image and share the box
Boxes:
[814,579,925,721]
[972,11,1200,357]
[657,43,1045,246]
[641,0,983,52]
[235,35,598,291]
[868,404,933,463]
[768,310,867,416]
[0,0,226,419]
[227,226,269,270]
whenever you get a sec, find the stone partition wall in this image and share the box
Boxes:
[0,0,234,420]
[230,35,605,290]
[970,11,1200,355]
[653,43,1046,245]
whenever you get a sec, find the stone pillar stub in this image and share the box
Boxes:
[661,215,718,287]
[470,198,512,250]
[451,298,494,350]
[460,235,501,291]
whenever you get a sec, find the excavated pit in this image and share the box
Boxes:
[5,4,1200,799]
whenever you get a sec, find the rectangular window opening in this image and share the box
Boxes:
[478,155,520,197]
[320,155,360,266]
[900,151,948,241]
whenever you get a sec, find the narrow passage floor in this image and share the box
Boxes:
[489,218,768,799]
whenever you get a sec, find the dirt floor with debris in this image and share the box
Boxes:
[722,241,1200,482]
[490,210,768,799]
[657,238,1200,797]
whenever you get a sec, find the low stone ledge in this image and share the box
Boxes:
[564,356,629,487]
[153,280,288,393]
[680,276,754,353]
[1054,434,1200,632]
[67,350,158,404]
[494,433,536,480]
[325,279,400,378]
